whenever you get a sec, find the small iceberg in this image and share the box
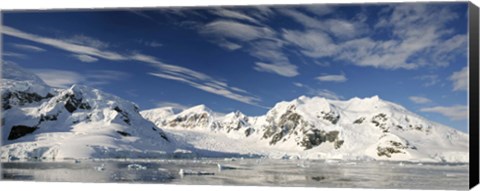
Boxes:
[94,164,105,171]
[217,163,238,171]
[296,163,308,168]
[179,169,215,176]
[127,164,147,170]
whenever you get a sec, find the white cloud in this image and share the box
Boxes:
[420,105,468,120]
[2,26,263,107]
[11,43,46,52]
[293,82,342,100]
[30,69,129,88]
[135,39,163,47]
[2,26,126,61]
[210,8,260,24]
[31,69,84,88]
[316,73,347,83]
[304,5,335,16]
[215,39,242,50]
[315,89,342,100]
[2,51,27,58]
[72,54,99,63]
[282,29,337,58]
[409,96,431,104]
[415,74,440,87]
[450,66,468,91]
[280,5,466,70]
[149,72,265,108]
[155,101,190,110]
[254,62,298,77]
[86,70,130,86]
[280,9,367,39]
[293,82,304,87]
[199,18,299,77]
[201,20,274,42]
[66,34,110,49]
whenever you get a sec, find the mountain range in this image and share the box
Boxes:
[1,62,469,162]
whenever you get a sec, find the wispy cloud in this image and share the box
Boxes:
[293,82,342,100]
[315,89,342,100]
[155,101,190,110]
[199,19,299,77]
[210,8,261,24]
[316,73,347,83]
[450,66,468,91]
[11,43,46,52]
[2,26,124,61]
[420,105,468,120]
[30,69,130,88]
[280,8,368,40]
[132,53,265,108]
[2,26,263,108]
[280,4,465,70]
[135,39,163,48]
[2,51,27,59]
[200,20,274,42]
[31,69,84,88]
[65,34,110,49]
[254,62,298,77]
[415,74,440,87]
[72,54,99,63]
[282,29,337,58]
[409,96,431,104]
[304,4,335,16]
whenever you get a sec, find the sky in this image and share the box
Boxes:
[1,2,470,132]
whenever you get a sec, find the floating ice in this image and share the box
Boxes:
[94,164,105,171]
[127,164,147,170]
[217,163,238,171]
[179,169,215,176]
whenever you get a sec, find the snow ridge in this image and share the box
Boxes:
[142,95,469,162]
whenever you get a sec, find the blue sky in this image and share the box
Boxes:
[1,2,470,132]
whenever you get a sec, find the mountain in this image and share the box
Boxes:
[142,96,469,162]
[1,62,469,162]
[1,62,175,160]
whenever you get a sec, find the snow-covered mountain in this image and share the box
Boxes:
[1,62,175,160]
[1,62,469,162]
[142,96,469,162]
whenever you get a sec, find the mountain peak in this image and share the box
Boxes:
[181,104,212,114]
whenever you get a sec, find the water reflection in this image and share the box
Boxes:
[1,159,469,190]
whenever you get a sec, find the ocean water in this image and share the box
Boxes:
[1,159,469,190]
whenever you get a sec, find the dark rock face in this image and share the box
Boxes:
[244,127,254,137]
[2,91,53,110]
[62,93,91,113]
[262,106,344,150]
[168,113,210,128]
[319,111,340,125]
[116,131,131,137]
[376,140,417,158]
[300,130,343,150]
[114,106,131,125]
[39,114,58,122]
[8,125,38,140]
[353,117,365,124]
[159,131,169,142]
[371,113,389,132]
[262,109,307,145]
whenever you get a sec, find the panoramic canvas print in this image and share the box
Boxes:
[0,2,471,190]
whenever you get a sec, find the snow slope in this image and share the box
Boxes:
[1,62,176,160]
[142,96,469,162]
